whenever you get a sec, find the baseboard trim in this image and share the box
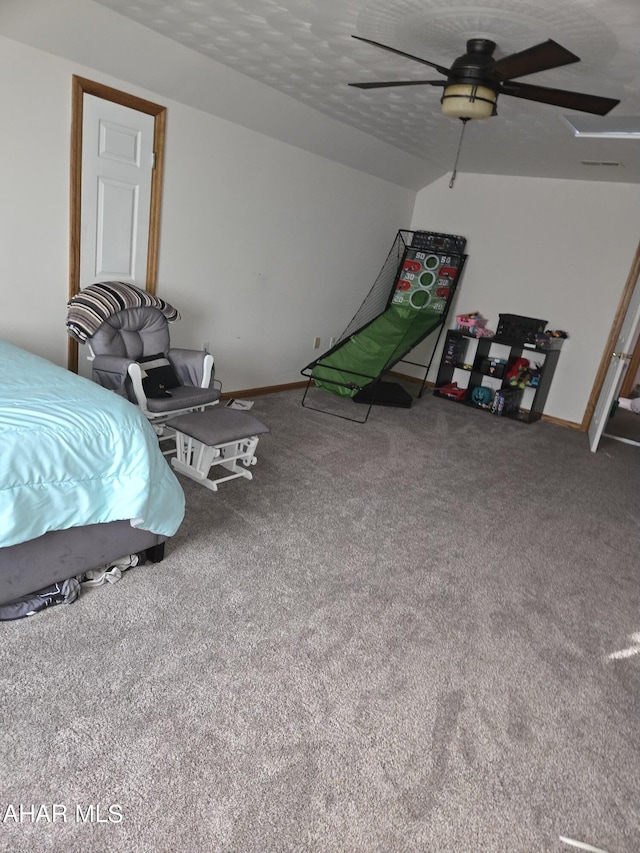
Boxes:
[222,376,584,431]
[387,370,431,386]
[220,380,308,400]
[541,414,584,431]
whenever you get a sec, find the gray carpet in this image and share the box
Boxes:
[2,387,640,853]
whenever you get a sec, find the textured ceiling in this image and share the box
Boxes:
[78,1,640,184]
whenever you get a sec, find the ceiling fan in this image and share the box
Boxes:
[349,36,620,119]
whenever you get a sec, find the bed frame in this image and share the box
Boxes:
[0,521,166,606]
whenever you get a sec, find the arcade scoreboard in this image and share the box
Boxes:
[391,231,467,315]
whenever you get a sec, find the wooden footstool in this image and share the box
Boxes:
[166,407,270,492]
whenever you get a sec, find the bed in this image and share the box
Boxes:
[0,339,185,607]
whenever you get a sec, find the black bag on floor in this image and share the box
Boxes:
[0,578,81,621]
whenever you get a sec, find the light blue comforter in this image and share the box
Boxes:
[0,340,185,548]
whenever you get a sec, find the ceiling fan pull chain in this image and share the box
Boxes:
[449,118,469,189]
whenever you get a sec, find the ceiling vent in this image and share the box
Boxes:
[580,159,623,167]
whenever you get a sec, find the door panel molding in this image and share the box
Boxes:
[68,76,166,372]
[95,176,139,278]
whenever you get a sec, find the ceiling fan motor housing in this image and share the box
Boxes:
[441,39,499,118]
[449,40,499,87]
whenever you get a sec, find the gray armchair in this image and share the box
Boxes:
[88,305,221,424]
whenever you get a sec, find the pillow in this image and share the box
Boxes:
[137,353,180,398]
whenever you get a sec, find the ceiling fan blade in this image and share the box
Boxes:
[501,81,620,115]
[490,39,579,81]
[352,35,450,76]
[349,79,446,89]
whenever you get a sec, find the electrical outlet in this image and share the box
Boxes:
[313,336,321,349]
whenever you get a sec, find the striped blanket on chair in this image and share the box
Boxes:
[66,281,180,344]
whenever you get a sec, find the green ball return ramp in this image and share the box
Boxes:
[301,230,467,422]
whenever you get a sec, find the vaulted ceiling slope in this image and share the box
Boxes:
[2,0,639,189]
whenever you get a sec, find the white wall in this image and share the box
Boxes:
[3,31,638,422]
[410,173,640,424]
[0,35,416,390]
[0,38,71,362]
[158,103,414,391]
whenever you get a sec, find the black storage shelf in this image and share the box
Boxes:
[434,329,561,424]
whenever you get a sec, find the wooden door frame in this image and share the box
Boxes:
[582,237,640,431]
[68,75,166,372]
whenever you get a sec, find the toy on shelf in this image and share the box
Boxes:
[456,313,487,336]
[506,357,532,389]
[529,365,541,387]
[535,329,568,350]
[470,386,493,408]
[437,382,467,401]
[443,335,468,366]
[491,386,523,416]
[475,326,495,338]
[479,356,506,378]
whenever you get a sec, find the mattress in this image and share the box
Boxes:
[0,339,185,549]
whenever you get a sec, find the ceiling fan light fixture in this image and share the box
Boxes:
[441,83,497,120]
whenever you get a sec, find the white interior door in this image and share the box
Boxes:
[81,94,154,287]
[79,95,155,375]
[589,279,640,452]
